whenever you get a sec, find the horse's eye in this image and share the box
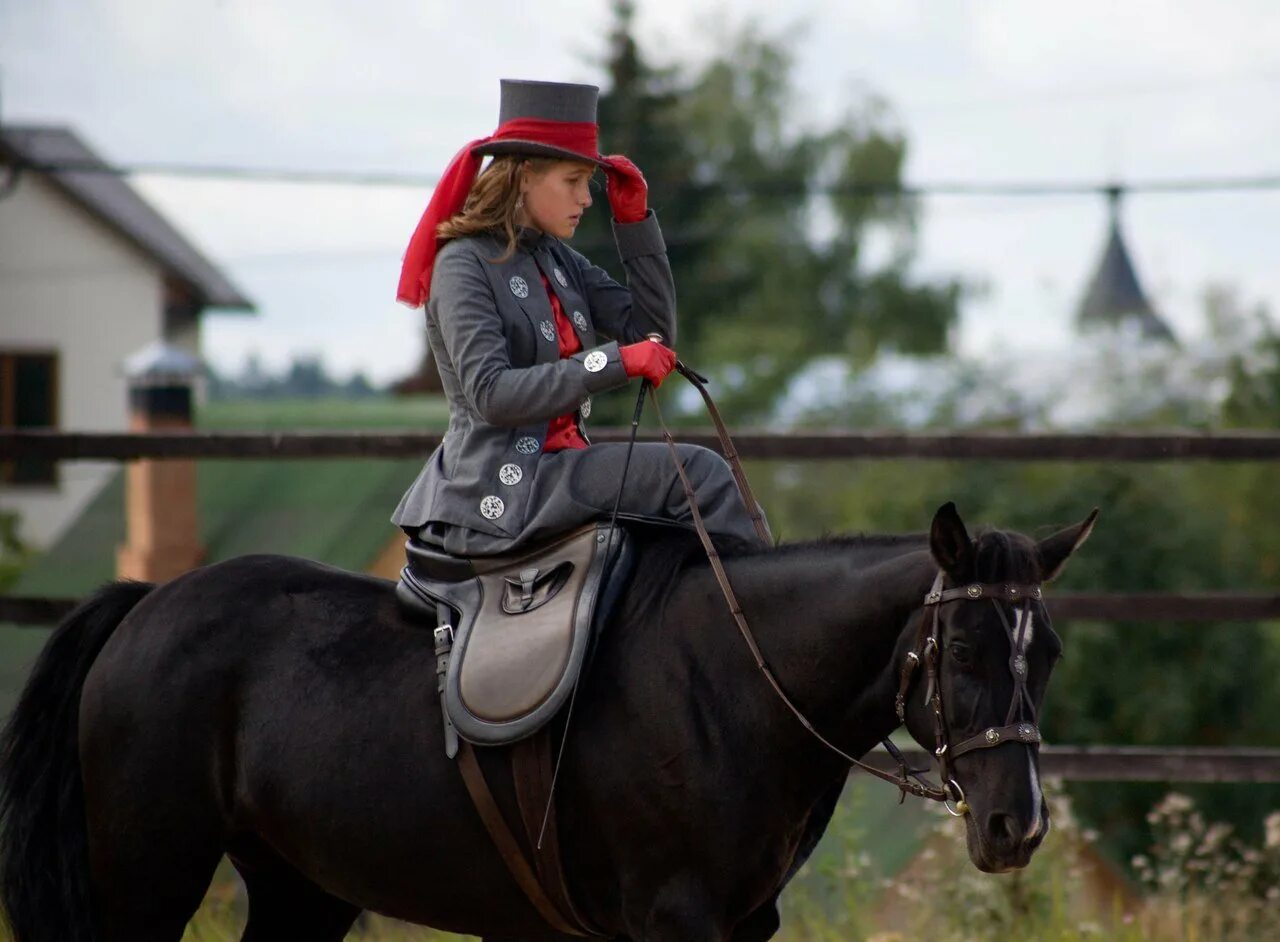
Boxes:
[949,642,974,666]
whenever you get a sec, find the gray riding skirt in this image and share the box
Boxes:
[412,442,769,556]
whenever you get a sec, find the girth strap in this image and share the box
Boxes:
[512,733,602,936]
[456,742,594,937]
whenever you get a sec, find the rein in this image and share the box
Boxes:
[484,361,1048,938]
[652,364,1045,812]
[460,362,1050,939]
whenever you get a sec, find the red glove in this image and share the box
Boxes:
[620,340,676,387]
[602,154,649,224]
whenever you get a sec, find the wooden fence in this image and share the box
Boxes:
[7,427,1280,461]
[4,427,1280,784]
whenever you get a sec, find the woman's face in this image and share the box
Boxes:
[519,159,595,239]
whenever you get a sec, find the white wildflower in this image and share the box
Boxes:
[1265,811,1280,850]
[1156,792,1194,816]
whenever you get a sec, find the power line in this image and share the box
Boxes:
[6,156,1280,197]
[901,70,1280,116]
[8,158,438,187]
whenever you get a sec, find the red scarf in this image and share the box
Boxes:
[396,118,599,307]
[539,272,588,452]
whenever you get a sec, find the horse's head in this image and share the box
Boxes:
[897,501,1097,873]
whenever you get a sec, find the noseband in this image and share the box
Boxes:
[888,571,1045,814]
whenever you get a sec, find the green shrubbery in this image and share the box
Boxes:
[0,511,32,594]
[780,784,1279,941]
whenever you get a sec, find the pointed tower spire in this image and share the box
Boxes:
[1077,187,1175,342]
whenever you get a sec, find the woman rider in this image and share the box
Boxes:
[391,78,768,556]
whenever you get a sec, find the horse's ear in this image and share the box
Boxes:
[929,502,973,576]
[1037,508,1100,583]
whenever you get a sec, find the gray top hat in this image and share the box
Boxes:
[473,79,606,166]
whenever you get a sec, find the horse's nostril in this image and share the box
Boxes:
[987,812,1023,848]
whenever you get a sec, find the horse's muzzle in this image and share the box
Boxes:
[967,807,1050,872]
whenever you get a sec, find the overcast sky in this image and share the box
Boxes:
[3,0,1278,385]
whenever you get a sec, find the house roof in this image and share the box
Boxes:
[1077,192,1175,343]
[0,124,254,311]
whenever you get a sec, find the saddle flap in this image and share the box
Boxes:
[459,529,600,722]
[397,522,632,747]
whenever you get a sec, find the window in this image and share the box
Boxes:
[1,351,59,485]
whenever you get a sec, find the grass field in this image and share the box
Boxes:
[195,395,452,430]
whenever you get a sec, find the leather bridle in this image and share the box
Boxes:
[890,572,1045,815]
[650,367,1047,814]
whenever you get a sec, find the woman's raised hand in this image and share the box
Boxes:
[620,339,677,387]
[601,154,649,224]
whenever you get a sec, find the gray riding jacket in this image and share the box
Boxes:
[390,211,677,546]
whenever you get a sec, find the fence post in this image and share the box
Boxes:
[114,341,206,583]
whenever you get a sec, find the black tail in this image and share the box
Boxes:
[0,580,154,942]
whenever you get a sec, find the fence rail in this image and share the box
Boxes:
[6,592,1280,626]
[8,428,1280,461]
[5,426,1280,784]
[865,746,1280,783]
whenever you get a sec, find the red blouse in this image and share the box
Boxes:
[539,272,588,452]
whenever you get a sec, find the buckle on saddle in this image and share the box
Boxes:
[433,624,455,649]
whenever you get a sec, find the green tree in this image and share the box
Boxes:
[1212,284,1280,427]
[579,2,962,420]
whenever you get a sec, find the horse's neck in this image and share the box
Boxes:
[718,539,937,745]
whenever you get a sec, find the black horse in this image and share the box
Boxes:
[0,501,1095,941]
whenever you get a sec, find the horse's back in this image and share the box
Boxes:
[78,551,440,837]
[82,552,405,708]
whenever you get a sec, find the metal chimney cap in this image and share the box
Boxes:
[122,340,203,384]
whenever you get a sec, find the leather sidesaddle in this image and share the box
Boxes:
[396,522,635,756]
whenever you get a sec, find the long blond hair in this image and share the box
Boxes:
[436,155,559,261]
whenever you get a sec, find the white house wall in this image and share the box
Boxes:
[0,172,165,549]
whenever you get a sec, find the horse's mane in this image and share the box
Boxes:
[616,525,932,626]
[612,526,711,625]
[619,521,1041,623]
